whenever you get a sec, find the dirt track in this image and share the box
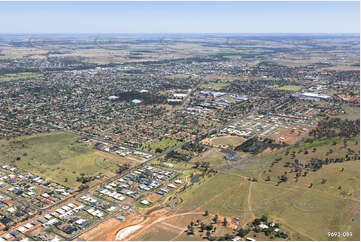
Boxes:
[122,210,205,241]
[80,215,144,241]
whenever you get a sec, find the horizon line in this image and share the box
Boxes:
[0,32,359,35]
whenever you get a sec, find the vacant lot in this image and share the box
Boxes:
[251,182,359,241]
[177,135,360,241]
[134,213,236,241]
[0,132,120,189]
[141,138,182,154]
[179,173,247,214]
[191,148,226,166]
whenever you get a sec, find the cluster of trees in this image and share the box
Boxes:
[117,163,131,174]
[165,150,191,162]
[275,173,288,185]
[277,151,359,184]
[186,218,216,236]
[76,173,95,184]
[248,216,288,239]
[78,184,89,191]
[193,162,218,177]
[182,142,207,153]
[113,91,169,105]
[309,118,360,139]
[185,213,288,241]
[251,215,269,226]
[235,137,286,154]
[185,213,230,241]
[193,161,210,170]
[304,154,360,172]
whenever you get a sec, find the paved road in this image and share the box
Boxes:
[60,116,243,239]
[23,140,187,240]
[61,129,155,157]
[0,190,28,208]
[1,89,294,240]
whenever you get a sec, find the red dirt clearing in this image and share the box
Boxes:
[272,126,309,145]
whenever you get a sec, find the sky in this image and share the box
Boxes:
[0,1,359,34]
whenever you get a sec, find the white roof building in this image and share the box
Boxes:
[140,200,150,205]
[300,92,330,100]
[168,184,176,188]
[108,96,119,101]
[17,226,26,233]
[24,223,33,229]
[259,223,269,229]
[132,99,142,104]
[173,93,187,98]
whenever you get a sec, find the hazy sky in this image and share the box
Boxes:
[0,1,359,33]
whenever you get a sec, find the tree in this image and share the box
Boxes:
[238,228,249,237]
[187,226,194,235]
[222,234,234,241]
[155,148,163,153]
[200,222,206,232]
[206,224,213,231]
[117,163,130,174]
[223,218,228,226]
[261,215,268,223]
[78,184,89,191]
[213,215,218,224]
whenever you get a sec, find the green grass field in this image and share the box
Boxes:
[193,148,227,166]
[261,135,359,196]
[200,82,230,90]
[141,138,182,154]
[250,181,359,241]
[1,132,119,189]
[277,85,303,91]
[179,173,247,213]
[0,72,43,82]
[210,135,246,147]
[335,104,360,120]
[175,133,360,241]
